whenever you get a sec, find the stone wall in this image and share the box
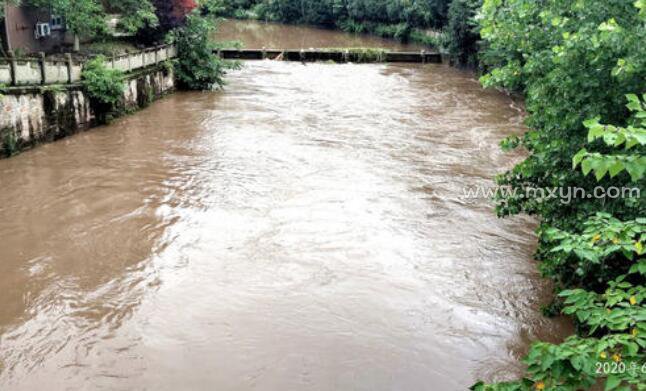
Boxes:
[0,66,175,157]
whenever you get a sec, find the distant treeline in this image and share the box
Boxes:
[207,0,481,64]
[218,0,449,28]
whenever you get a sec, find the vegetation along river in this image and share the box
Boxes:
[0,20,570,390]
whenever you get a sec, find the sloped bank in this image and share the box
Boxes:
[0,65,175,158]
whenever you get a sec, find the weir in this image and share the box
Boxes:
[216,48,443,63]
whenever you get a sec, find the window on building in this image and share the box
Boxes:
[35,23,51,39]
[50,16,64,30]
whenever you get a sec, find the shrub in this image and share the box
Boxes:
[81,56,125,123]
[169,13,236,90]
[474,0,646,388]
[1,128,17,158]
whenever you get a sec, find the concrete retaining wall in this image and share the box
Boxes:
[0,66,175,157]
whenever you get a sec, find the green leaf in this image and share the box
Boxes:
[573,149,587,167]
[581,159,593,176]
[604,375,621,390]
[608,161,624,177]
[626,94,640,111]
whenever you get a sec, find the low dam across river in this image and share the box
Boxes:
[217,48,442,63]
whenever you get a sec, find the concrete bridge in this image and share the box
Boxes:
[216,48,442,64]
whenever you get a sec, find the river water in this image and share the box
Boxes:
[0,20,569,390]
[215,19,428,50]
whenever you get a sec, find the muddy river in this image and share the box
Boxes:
[0,19,569,390]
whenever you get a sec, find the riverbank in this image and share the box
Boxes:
[0,64,175,157]
[0,44,179,157]
[221,7,445,48]
[0,58,570,390]
[214,19,433,51]
[1,33,442,159]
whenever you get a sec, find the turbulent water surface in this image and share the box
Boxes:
[0,20,570,390]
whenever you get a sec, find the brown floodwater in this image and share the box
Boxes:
[0,21,570,390]
[215,19,429,51]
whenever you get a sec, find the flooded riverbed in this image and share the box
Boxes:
[0,21,569,390]
[215,19,429,50]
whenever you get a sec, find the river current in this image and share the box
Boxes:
[0,19,569,390]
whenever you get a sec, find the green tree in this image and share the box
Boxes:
[111,0,159,35]
[480,0,645,229]
[28,0,107,50]
[169,12,236,90]
[474,0,646,388]
[445,0,481,66]
[24,0,165,48]
[81,55,125,123]
[214,0,452,42]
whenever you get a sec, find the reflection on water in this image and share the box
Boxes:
[0,22,569,391]
[215,19,429,51]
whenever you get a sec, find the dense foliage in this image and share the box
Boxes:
[81,56,125,123]
[27,0,107,38]
[472,0,646,389]
[208,0,452,47]
[110,0,159,35]
[1,0,478,64]
[445,0,480,66]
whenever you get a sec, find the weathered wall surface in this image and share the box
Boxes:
[0,66,175,157]
[0,88,90,150]
[0,45,175,86]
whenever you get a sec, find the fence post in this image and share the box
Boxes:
[8,50,17,86]
[65,53,73,84]
[421,50,426,64]
[127,54,131,72]
[39,52,46,84]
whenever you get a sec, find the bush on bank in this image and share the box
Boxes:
[81,56,126,123]
[80,8,234,124]
[169,12,238,90]
[472,0,646,389]
[206,0,459,52]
